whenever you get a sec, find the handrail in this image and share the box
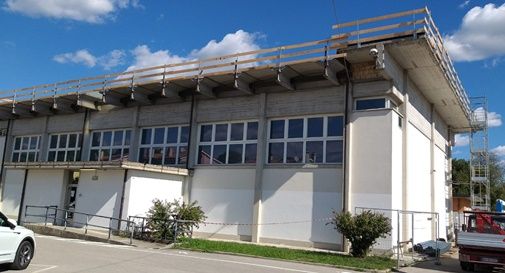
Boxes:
[23,205,135,245]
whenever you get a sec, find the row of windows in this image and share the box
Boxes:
[11,115,344,165]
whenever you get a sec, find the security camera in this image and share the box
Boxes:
[369,48,379,57]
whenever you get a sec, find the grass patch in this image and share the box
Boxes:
[176,238,395,270]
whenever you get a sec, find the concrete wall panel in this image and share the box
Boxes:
[1,169,25,218]
[11,117,46,136]
[138,102,191,127]
[90,108,134,130]
[196,96,260,123]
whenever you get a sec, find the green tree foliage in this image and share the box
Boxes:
[452,154,505,206]
[329,211,392,257]
[146,199,206,242]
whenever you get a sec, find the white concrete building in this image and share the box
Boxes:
[0,8,470,252]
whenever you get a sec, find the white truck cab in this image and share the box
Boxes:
[0,211,36,270]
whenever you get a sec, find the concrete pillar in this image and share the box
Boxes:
[39,116,50,162]
[184,96,198,203]
[401,70,410,242]
[80,111,91,161]
[251,93,267,243]
[0,119,13,203]
[128,106,141,162]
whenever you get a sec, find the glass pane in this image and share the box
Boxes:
[286,142,303,163]
[288,119,303,138]
[113,131,124,146]
[268,143,284,163]
[247,122,258,140]
[12,152,19,162]
[244,144,257,164]
[200,125,213,142]
[48,151,56,162]
[151,147,163,165]
[328,116,344,137]
[56,151,65,162]
[228,144,243,164]
[356,98,386,110]
[102,132,112,147]
[306,141,323,163]
[270,120,284,139]
[92,132,101,147]
[164,147,177,165]
[230,123,244,141]
[178,146,188,165]
[14,137,21,150]
[67,151,75,162]
[100,149,110,161]
[22,137,29,150]
[69,134,77,148]
[141,129,151,145]
[326,140,343,163]
[28,152,36,162]
[89,149,99,161]
[307,117,324,138]
[124,130,131,145]
[153,128,165,145]
[122,148,129,159]
[198,145,211,164]
[76,150,81,161]
[19,152,27,162]
[214,124,228,142]
[166,127,178,143]
[111,149,122,160]
[30,136,38,149]
[212,145,227,164]
[139,148,150,163]
[180,126,189,143]
[50,135,58,149]
[59,135,67,148]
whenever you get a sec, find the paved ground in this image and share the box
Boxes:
[0,235,358,273]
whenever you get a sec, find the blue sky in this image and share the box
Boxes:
[0,0,504,162]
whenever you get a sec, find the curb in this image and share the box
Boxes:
[26,224,132,246]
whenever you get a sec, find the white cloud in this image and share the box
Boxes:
[126,45,187,72]
[455,134,470,147]
[4,0,140,23]
[445,3,505,62]
[54,49,126,70]
[472,107,502,128]
[53,49,97,67]
[492,145,505,157]
[459,0,470,9]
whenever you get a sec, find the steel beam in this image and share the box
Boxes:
[195,78,216,97]
[234,75,253,94]
[276,69,295,91]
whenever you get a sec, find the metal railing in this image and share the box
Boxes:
[23,205,135,245]
[129,215,192,244]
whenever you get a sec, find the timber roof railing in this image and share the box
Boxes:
[0,7,470,118]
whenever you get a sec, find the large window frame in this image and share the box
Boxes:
[267,115,344,164]
[138,125,189,166]
[12,135,41,163]
[48,132,83,162]
[89,129,131,161]
[197,121,258,165]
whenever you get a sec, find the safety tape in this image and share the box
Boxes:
[173,217,334,226]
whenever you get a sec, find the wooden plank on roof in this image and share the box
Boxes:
[332,7,427,29]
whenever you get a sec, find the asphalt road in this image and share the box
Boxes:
[0,235,355,273]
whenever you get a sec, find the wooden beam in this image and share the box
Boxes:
[195,78,216,97]
[276,69,295,91]
[76,96,100,111]
[233,75,253,94]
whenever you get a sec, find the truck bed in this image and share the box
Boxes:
[457,231,505,250]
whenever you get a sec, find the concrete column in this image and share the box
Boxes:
[251,93,267,243]
[401,70,410,242]
[184,97,198,202]
[39,116,50,162]
[80,111,91,161]
[0,119,14,203]
[344,82,353,214]
[430,104,437,238]
[128,106,141,162]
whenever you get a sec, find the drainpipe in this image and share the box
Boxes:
[0,119,11,194]
[17,169,29,224]
[342,58,352,252]
[185,95,195,171]
[78,109,89,161]
[118,169,128,230]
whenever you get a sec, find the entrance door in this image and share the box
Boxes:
[65,171,80,220]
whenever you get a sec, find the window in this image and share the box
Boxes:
[48,133,82,162]
[12,135,41,162]
[355,97,398,111]
[138,125,189,166]
[90,129,131,161]
[197,121,258,165]
[267,116,343,164]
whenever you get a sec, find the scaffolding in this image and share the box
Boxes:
[469,97,490,211]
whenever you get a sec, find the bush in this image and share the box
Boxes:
[146,199,206,242]
[329,210,391,257]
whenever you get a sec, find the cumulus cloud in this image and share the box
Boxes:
[459,0,470,9]
[445,3,505,62]
[492,145,505,157]
[472,107,502,128]
[54,49,126,70]
[455,134,470,147]
[3,0,140,23]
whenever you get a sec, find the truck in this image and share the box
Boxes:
[457,211,505,271]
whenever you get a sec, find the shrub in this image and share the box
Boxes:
[329,210,392,257]
[146,199,206,242]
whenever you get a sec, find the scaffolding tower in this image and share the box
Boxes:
[469,97,490,211]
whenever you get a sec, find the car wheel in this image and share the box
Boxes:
[10,240,33,270]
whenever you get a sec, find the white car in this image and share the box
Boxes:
[0,211,35,270]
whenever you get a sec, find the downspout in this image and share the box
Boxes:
[118,169,128,230]
[0,119,12,194]
[185,95,195,171]
[17,169,29,224]
[342,58,352,251]
[78,109,89,161]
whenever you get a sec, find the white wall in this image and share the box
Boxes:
[434,147,448,240]
[123,170,184,218]
[74,169,124,227]
[0,169,25,218]
[261,168,342,246]
[191,168,255,238]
